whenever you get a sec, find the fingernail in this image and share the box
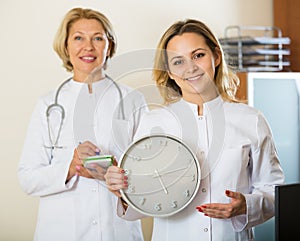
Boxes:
[124,180,128,185]
[121,169,125,173]
[225,190,230,195]
[202,205,207,208]
[196,207,203,212]
[124,176,128,180]
[76,165,81,171]
[95,148,100,155]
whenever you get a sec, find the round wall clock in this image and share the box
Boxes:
[119,134,201,217]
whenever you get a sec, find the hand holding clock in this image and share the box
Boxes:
[104,165,177,196]
[104,165,128,198]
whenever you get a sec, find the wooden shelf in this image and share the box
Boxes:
[274,0,300,71]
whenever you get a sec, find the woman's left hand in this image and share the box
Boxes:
[196,190,247,219]
[86,156,118,181]
[104,165,128,197]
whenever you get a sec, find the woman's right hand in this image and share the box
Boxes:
[104,166,128,197]
[67,141,100,182]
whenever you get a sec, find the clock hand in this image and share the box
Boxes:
[152,163,192,178]
[155,169,168,194]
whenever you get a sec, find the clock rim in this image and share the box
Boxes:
[118,134,201,217]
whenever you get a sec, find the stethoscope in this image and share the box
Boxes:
[45,75,125,161]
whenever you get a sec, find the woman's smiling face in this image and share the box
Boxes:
[166,32,220,101]
[67,18,111,82]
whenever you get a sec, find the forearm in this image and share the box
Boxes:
[18,161,75,196]
[117,197,147,221]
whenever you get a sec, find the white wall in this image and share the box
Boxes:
[0,0,273,240]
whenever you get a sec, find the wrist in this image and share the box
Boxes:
[66,167,76,182]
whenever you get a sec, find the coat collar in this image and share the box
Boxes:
[180,95,223,116]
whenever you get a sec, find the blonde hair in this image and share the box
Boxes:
[53,7,116,72]
[153,19,240,104]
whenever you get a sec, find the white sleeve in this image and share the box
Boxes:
[116,198,148,221]
[232,112,285,231]
[18,97,76,197]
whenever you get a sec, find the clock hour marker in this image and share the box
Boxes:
[154,203,162,211]
[191,174,195,181]
[171,200,177,208]
[139,197,146,205]
[127,185,135,193]
[131,156,141,161]
[183,189,190,197]
[160,139,168,146]
[144,143,151,149]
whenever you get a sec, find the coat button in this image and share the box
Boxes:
[203,228,208,232]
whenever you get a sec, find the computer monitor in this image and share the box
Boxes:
[275,183,300,241]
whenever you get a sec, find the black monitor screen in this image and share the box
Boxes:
[275,183,300,241]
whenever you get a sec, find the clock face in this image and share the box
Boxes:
[119,134,201,217]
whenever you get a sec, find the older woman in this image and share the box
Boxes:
[18,7,146,241]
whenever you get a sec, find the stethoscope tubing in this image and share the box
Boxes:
[45,75,124,158]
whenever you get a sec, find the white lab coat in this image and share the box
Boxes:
[118,96,284,241]
[18,78,147,241]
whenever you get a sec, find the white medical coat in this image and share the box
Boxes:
[118,96,284,241]
[18,78,147,241]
